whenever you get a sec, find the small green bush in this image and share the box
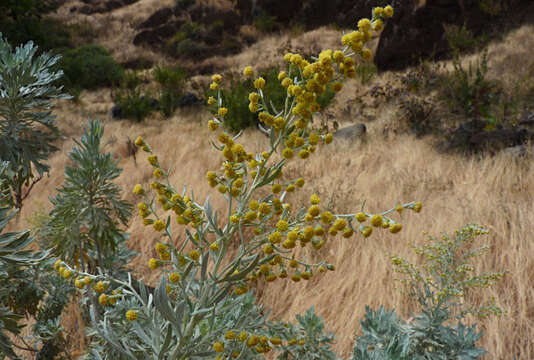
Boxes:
[353,224,504,360]
[153,65,188,117]
[59,45,124,91]
[208,67,331,133]
[253,13,280,33]
[174,38,209,58]
[0,18,71,51]
[355,62,377,85]
[115,71,155,122]
[441,48,497,121]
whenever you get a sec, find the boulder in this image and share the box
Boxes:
[375,0,534,71]
[334,123,367,141]
[111,104,122,119]
[138,7,173,29]
[375,0,451,71]
[503,145,529,157]
[177,93,201,107]
[133,23,181,46]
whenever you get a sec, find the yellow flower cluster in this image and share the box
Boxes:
[130,6,412,295]
[213,330,285,357]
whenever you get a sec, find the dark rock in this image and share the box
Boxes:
[503,145,529,157]
[446,119,534,152]
[79,5,93,14]
[375,0,450,71]
[375,0,534,71]
[178,93,201,107]
[175,0,195,13]
[111,104,122,119]
[104,0,124,11]
[133,24,178,45]
[189,4,241,33]
[334,123,367,141]
[138,7,173,29]
[120,58,154,70]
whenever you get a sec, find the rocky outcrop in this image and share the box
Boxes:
[445,119,534,153]
[334,123,367,142]
[375,0,534,71]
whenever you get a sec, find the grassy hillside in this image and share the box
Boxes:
[5,1,534,358]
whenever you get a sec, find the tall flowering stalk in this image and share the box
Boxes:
[55,5,422,359]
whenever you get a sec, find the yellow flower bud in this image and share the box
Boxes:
[126,310,137,321]
[243,66,254,77]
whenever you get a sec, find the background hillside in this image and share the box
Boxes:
[2,0,534,358]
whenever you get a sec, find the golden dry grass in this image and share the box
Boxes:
[9,12,534,359]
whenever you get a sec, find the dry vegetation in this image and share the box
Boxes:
[10,2,534,358]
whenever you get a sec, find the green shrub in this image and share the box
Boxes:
[174,38,209,58]
[0,202,50,358]
[153,65,188,117]
[0,18,71,51]
[269,307,337,360]
[207,67,296,132]
[441,48,497,122]
[0,34,69,209]
[115,71,155,122]
[355,62,377,85]
[316,82,336,111]
[59,45,124,91]
[353,224,504,359]
[253,13,280,33]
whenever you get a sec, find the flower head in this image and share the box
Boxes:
[384,5,394,17]
[254,77,266,90]
[126,310,138,321]
[243,66,254,77]
[133,184,144,195]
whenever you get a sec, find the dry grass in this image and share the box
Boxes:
[8,11,534,359]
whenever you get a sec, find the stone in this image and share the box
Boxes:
[178,93,201,107]
[503,145,528,157]
[138,7,173,29]
[334,123,367,141]
[111,104,122,119]
[133,24,177,45]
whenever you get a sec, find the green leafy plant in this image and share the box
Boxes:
[153,65,188,117]
[0,162,50,357]
[355,62,377,85]
[253,14,281,33]
[0,34,70,209]
[207,66,336,133]
[270,307,337,360]
[59,45,123,91]
[441,48,497,124]
[352,224,504,359]
[115,71,155,122]
[36,120,133,275]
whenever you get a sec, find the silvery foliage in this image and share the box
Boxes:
[0,34,70,208]
[84,273,268,360]
[352,306,485,360]
[0,162,50,359]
